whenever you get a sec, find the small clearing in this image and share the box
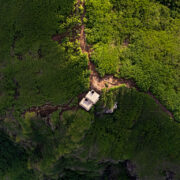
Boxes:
[89,62,135,92]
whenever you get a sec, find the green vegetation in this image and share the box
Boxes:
[0,0,90,124]
[0,0,179,179]
[86,0,180,121]
[91,44,119,76]
[0,132,36,179]
[85,87,180,179]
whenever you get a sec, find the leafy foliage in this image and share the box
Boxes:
[0,0,180,179]
[15,109,92,175]
[0,132,36,179]
[91,44,119,76]
[85,0,180,121]
[84,87,180,179]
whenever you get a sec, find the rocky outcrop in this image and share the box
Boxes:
[124,160,138,180]
[164,170,175,180]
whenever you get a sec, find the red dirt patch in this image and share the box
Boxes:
[89,61,135,92]
[80,24,86,52]
[52,34,68,43]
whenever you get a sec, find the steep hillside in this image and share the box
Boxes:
[0,0,179,179]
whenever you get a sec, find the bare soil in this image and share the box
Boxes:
[89,62,135,92]
[25,98,77,118]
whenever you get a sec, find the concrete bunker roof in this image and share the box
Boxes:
[79,98,93,111]
[85,90,100,104]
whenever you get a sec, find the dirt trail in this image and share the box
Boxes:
[79,0,134,92]
[89,62,135,92]
[26,98,76,118]
[79,0,174,119]
[79,0,90,54]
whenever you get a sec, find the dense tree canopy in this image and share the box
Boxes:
[86,0,180,121]
[0,0,179,179]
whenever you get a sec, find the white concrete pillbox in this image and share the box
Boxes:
[79,98,93,111]
[79,90,100,111]
[85,90,100,104]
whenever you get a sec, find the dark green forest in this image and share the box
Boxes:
[0,0,179,179]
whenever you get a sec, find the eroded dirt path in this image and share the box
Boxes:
[25,98,76,118]
[79,0,174,119]
[89,62,135,92]
[79,0,134,92]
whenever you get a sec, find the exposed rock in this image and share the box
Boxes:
[164,170,175,180]
[101,161,137,180]
[104,102,118,114]
[125,160,138,179]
